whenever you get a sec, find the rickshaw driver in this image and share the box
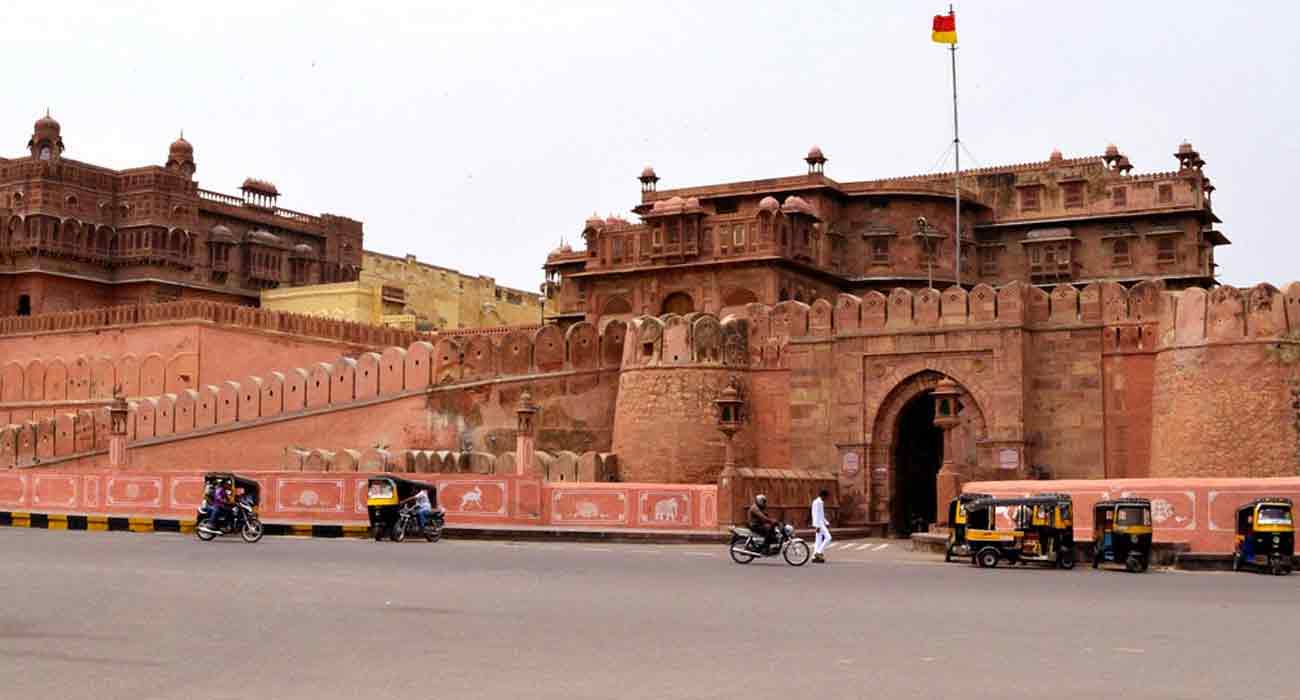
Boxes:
[400,488,434,530]
[206,480,234,531]
[748,494,778,549]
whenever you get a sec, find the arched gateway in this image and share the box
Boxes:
[869,370,987,535]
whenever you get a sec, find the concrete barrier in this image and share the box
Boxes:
[0,469,719,531]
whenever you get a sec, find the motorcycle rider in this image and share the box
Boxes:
[205,480,234,532]
[400,488,434,532]
[747,494,779,551]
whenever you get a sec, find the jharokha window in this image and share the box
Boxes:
[1062,182,1084,209]
[1158,184,1174,204]
[871,237,890,264]
[611,237,623,262]
[1156,237,1176,263]
[980,250,999,275]
[732,224,744,247]
[1112,239,1131,266]
[1112,187,1128,207]
[1019,187,1041,213]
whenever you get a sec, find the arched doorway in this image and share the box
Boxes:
[892,391,943,534]
[661,291,694,315]
[869,370,988,536]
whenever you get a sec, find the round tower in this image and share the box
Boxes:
[610,313,755,484]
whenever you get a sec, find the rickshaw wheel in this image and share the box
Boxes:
[372,525,385,542]
[1231,553,1241,572]
[976,548,999,568]
[1058,551,1075,570]
[1269,557,1283,576]
[1125,555,1141,573]
[944,543,953,563]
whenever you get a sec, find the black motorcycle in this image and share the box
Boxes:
[728,521,810,566]
[196,496,264,543]
[389,503,445,543]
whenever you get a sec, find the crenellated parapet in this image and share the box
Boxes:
[620,312,748,369]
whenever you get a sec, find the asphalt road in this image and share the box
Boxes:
[2,529,1296,700]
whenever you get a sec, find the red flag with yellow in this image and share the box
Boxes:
[932,12,957,44]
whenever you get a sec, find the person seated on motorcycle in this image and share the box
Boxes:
[400,489,434,530]
[747,494,778,550]
[199,483,215,522]
[206,481,234,531]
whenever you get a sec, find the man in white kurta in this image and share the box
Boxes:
[812,489,832,563]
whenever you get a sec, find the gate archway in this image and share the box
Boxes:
[870,370,987,535]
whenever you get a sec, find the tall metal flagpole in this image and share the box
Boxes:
[949,5,961,288]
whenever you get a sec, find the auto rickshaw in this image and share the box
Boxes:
[1090,498,1152,572]
[963,493,1075,569]
[195,472,263,543]
[1233,497,1294,576]
[366,475,442,542]
[944,492,993,562]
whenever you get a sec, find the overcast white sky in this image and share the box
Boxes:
[6,1,1296,291]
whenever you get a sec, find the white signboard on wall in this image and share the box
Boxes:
[998,449,1019,470]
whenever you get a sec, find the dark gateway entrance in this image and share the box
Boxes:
[892,391,943,535]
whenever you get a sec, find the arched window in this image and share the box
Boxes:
[603,296,632,315]
[661,291,694,315]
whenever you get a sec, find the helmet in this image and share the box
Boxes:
[755,494,767,507]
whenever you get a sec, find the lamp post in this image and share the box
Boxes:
[714,377,745,526]
[514,389,539,477]
[931,379,963,527]
[915,217,935,290]
[109,386,130,469]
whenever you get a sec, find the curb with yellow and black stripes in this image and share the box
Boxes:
[0,511,371,539]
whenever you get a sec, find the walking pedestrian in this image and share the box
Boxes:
[812,489,832,563]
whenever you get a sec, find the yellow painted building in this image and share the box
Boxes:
[261,251,549,331]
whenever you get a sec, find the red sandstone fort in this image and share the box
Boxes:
[2,114,1298,540]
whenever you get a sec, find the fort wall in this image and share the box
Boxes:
[3,281,1296,499]
[1,317,628,473]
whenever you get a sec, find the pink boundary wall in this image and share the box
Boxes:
[963,477,1300,554]
[0,470,719,531]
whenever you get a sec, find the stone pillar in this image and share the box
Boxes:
[713,377,744,526]
[932,379,963,528]
[108,390,130,469]
[514,390,538,477]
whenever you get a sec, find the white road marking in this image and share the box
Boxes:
[874,543,890,551]
[1114,647,1146,654]
[684,551,713,557]
[854,544,872,551]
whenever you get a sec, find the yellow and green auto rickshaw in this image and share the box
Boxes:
[944,492,993,562]
[366,475,444,542]
[1090,498,1152,573]
[963,493,1075,569]
[1233,497,1294,576]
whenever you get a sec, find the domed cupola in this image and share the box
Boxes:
[167,132,196,178]
[28,110,64,161]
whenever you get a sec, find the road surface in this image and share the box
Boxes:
[2,529,1295,699]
